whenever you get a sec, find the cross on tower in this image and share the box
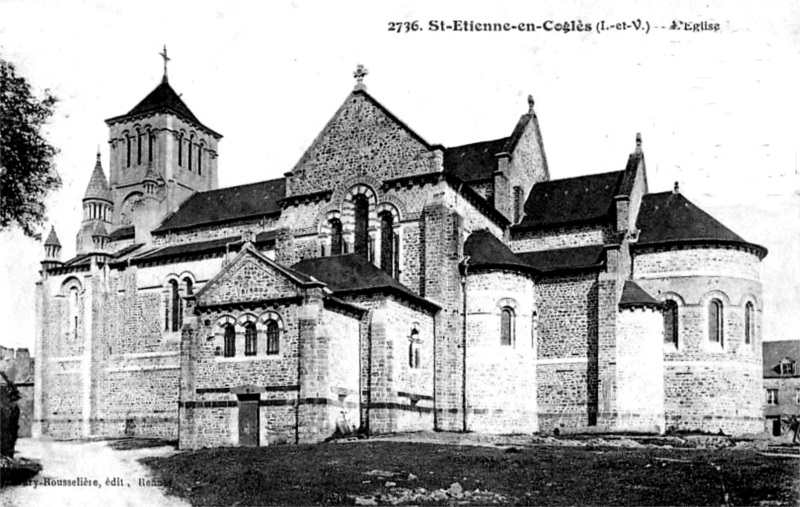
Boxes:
[159,45,171,83]
[353,64,368,91]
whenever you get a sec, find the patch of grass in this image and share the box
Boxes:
[140,441,800,505]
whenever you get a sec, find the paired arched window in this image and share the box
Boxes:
[178,133,183,167]
[188,135,194,169]
[708,299,724,346]
[167,280,181,332]
[329,218,343,255]
[244,323,257,356]
[744,302,754,345]
[137,128,143,165]
[223,324,236,358]
[197,143,203,175]
[380,211,394,276]
[126,136,132,167]
[500,307,515,346]
[266,320,280,355]
[353,194,369,258]
[148,130,154,163]
[664,300,679,348]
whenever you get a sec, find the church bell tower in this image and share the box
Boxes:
[103,46,223,243]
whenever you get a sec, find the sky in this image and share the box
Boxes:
[1,0,799,352]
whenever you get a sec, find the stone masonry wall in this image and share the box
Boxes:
[634,246,763,435]
[288,92,435,196]
[181,301,303,449]
[509,224,612,253]
[536,272,599,431]
[466,271,537,434]
[615,307,665,432]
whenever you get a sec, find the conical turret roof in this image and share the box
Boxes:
[44,226,61,247]
[84,153,112,202]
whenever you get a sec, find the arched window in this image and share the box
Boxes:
[148,130,154,163]
[408,327,420,369]
[244,323,257,356]
[330,218,343,255]
[353,194,369,258]
[500,307,514,346]
[197,143,203,175]
[744,302,754,345]
[223,324,236,357]
[178,133,183,167]
[169,280,180,332]
[69,287,79,340]
[709,299,723,346]
[137,128,143,165]
[266,320,280,355]
[126,136,132,167]
[664,300,679,347]
[184,278,193,297]
[380,211,394,275]
[188,135,194,170]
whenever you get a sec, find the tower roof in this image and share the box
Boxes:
[84,154,112,202]
[44,226,61,247]
[635,191,767,258]
[105,80,221,139]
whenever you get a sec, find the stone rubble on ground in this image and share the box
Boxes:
[352,476,509,505]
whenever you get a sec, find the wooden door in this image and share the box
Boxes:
[238,397,260,447]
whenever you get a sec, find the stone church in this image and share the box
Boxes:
[33,62,768,448]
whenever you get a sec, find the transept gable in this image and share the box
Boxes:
[287,89,438,197]
[193,244,321,307]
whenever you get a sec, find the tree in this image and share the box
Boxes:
[0,371,21,458]
[0,55,60,237]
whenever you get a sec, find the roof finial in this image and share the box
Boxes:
[673,181,680,194]
[353,64,368,91]
[96,145,101,161]
[635,132,642,154]
[159,45,171,83]
[527,94,535,114]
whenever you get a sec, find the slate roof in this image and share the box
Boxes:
[516,244,606,273]
[153,178,285,233]
[84,157,112,202]
[44,227,61,247]
[126,231,279,265]
[106,79,221,138]
[618,280,662,309]
[463,230,532,273]
[60,243,143,268]
[444,138,508,182]
[292,255,438,311]
[134,237,240,263]
[109,225,135,241]
[635,191,768,258]
[516,170,625,230]
[763,340,800,378]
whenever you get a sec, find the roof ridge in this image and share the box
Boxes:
[539,169,623,184]
[447,137,510,150]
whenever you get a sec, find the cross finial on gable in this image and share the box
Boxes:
[159,45,171,83]
[528,94,535,114]
[635,132,642,154]
[353,64,368,91]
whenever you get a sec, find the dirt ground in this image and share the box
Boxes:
[138,432,800,506]
[0,438,189,507]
